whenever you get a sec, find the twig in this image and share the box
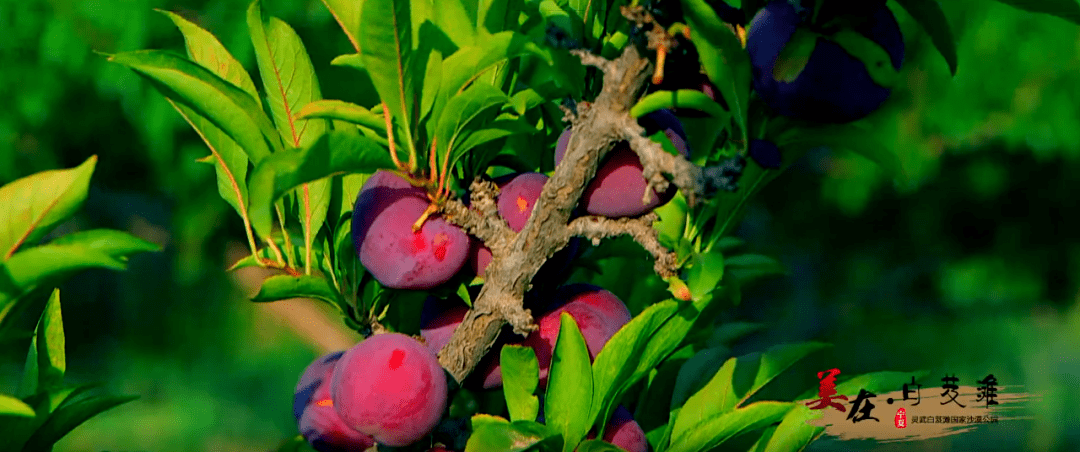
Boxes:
[568,214,678,277]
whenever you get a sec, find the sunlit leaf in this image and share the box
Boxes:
[360,0,418,159]
[0,156,96,260]
[158,9,260,102]
[319,0,364,52]
[666,401,794,452]
[21,394,139,450]
[465,415,557,452]
[296,100,386,133]
[108,50,283,162]
[251,274,345,310]
[682,0,751,139]
[631,90,728,120]
[0,231,159,320]
[21,289,65,395]
[501,345,540,422]
[0,394,35,418]
[247,131,394,241]
[545,313,593,452]
[588,300,680,435]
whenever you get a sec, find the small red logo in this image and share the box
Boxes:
[895,408,907,429]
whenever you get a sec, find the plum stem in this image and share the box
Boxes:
[382,104,404,171]
[412,203,438,233]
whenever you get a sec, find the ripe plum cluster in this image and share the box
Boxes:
[306,81,694,452]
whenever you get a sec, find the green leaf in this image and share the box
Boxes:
[247,131,394,241]
[772,29,819,83]
[435,0,477,48]
[251,274,345,310]
[681,0,751,139]
[248,1,327,151]
[631,90,728,119]
[318,0,364,52]
[685,250,724,302]
[458,119,539,174]
[0,394,35,418]
[360,0,418,161]
[749,404,825,452]
[108,50,282,163]
[21,289,65,396]
[296,100,386,133]
[892,0,958,75]
[439,31,547,104]
[21,394,139,450]
[0,231,159,322]
[480,0,524,34]
[669,356,737,441]
[0,156,97,260]
[826,29,899,88]
[420,47,444,144]
[670,347,732,413]
[465,415,557,452]
[248,0,332,267]
[155,14,256,224]
[158,9,261,103]
[653,191,688,250]
[436,82,511,164]
[589,301,681,430]
[666,401,794,452]
[501,345,540,422]
[545,313,594,452]
[993,0,1080,25]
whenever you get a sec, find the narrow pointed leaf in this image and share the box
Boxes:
[682,0,751,138]
[156,13,256,221]
[436,82,511,166]
[248,0,332,263]
[171,100,253,222]
[248,0,327,151]
[545,313,593,452]
[892,0,958,75]
[319,0,364,52]
[108,50,282,162]
[0,156,96,260]
[360,0,417,156]
[22,394,139,450]
[0,231,158,318]
[670,357,737,441]
[247,131,394,239]
[666,401,794,452]
[23,289,65,396]
[631,90,728,119]
[296,100,386,132]
[252,274,344,310]
[751,404,826,452]
[158,9,261,103]
[0,394,35,417]
[589,300,680,428]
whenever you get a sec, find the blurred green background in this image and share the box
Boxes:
[1,0,1078,450]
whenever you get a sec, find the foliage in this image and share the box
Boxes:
[1,0,1077,450]
[0,159,158,450]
